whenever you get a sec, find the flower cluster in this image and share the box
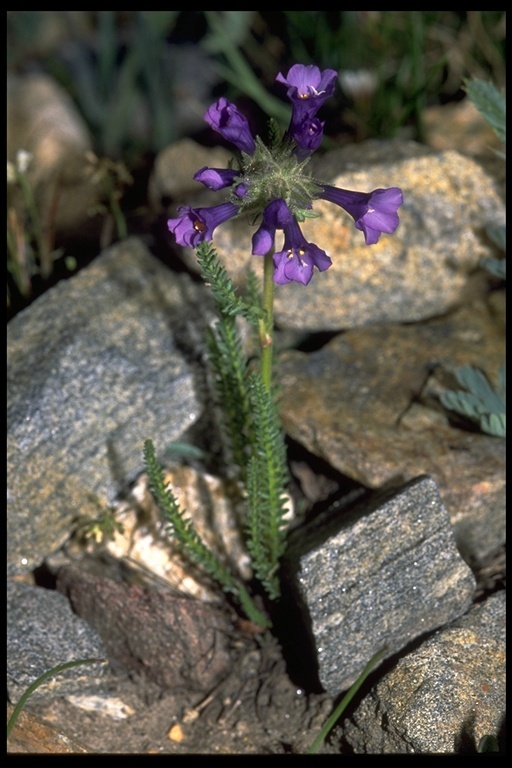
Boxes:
[168,64,403,286]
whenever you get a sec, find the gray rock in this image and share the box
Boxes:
[7,238,202,576]
[283,476,476,696]
[7,580,107,704]
[340,590,505,754]
[278,294,505,566]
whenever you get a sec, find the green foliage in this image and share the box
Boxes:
[8,12,506,159]
[463,78,506,146]
[477,734,500,753]
[164,442,207,461]
[206,317,254,481]
[440,77,505,439]
[143,438,272,628]
[73,504,124,546]
[440,365,505,438]
[57,11,181,158]
[198,245,290,601]
[281,11,505,142]
[481,224,506,280]
[245,373,290,600]
[464,77,506,279]
[201,11,292,127]
[7,150,65,305]
[307,647,387,754]
[145,241,292,623]
[196,241,264,324]
[7,149,131,308]
[143,438,236,591]
[197,242,262,480]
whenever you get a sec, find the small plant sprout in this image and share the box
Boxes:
[7,658,106,739]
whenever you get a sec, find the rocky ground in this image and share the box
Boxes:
[7,55,505,754]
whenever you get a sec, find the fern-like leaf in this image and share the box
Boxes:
[245,373,290,599]
[267,117,283,150]
[440,364,506,437]
[196,241,262,324]
[143,438,272,627]
[143,439,236,591]
[463,78,506,145]
[206,317,254,480]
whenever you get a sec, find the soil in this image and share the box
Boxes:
[13,542,504,755]
[25,631,336,755]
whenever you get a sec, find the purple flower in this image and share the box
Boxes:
[252,199,295,255]
[290,116,325,159]
[277,64,337,156]
[252,199,331,285]
[273,216,332,285]
[168,201,239,248]
[318,185,404,245]
[276,64,338,108]
[167,63,404,287]
[204,98,256,155]
[194,167,240,191]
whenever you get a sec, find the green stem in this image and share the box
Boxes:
[18,170,51,279]
[259,250,275,392]
[236,582,272,629]
[103,174,127,240]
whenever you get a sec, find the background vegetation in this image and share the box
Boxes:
[7,11,506,313]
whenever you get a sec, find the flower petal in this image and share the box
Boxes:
[252,199,294,255]
[204,98,256,155]
[276,64,338,103]
[194,167,239,191]
[289,116,325,158]
[271,215,332,285]
[318,184,403,245]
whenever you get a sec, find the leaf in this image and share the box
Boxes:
[164,442,207,460]
[307,647,388,754]
[440,364,506,437]
[477,734,500,753]
[481,257,506,280]
[479,412,506,438]
[453,365,504,414]
[486,224,506,253]
[7,658,106,738]
[481,223,506,279]
[463,78,506,145]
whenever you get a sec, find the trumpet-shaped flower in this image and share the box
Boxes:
[318,185,404,245]
[273,216,332,286]
[252,199,331,285]
[276,64,337,110]
[277,64,337,156]
[168,202,239,248]
[252,199,297,255]
[290,116,325,159]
